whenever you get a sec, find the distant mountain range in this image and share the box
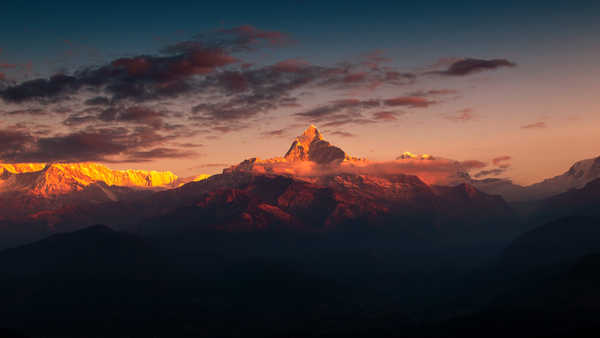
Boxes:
[0,125,597,249]
[473,156,600,201]
[0,162,206,222]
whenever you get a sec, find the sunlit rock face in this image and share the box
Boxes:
[176,174,211,187]
[396,152,435,160]
[284,125,347,164]
[0,162,178,197]
[226,125,366,177]
[0,163,48,175]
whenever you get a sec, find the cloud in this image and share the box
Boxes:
[473,155,512,178]
[191,62,336,124]
[0,128,127,162]
[190,58,417,125]
[123,147,197,162]
[320,119,375,128]
[360,49,391,69]
[5,108,45,115]
[84,96,110,106]
[62,105,184,131]
[215,25,292,50]
[270,59,311,73]
[217,71,250,93]
[192,96,280,122]
[295,99,380,119]
[194,163,230,168]
[0,129,34,155]
[445,109,474,122]
[0,26,420,139]
[174,142,203,148]
[409,89,458,96]
[460,160,488,170]
[63,113,99,126]
[242,157,475,185]
[0,126,197,163]
[0,30,521,166]
[521,121,546,129]
[163,25,291,54]
[372,111,401,121]
[292,99,383,128]
[0,43,238,103]
[473,168,508,178]
[329,131,356,138]
[342,72,368,83]
[492,155,511,166]
[294,95,437,127]
[295,96,433,125]
[99,106,166,128]
[261,129,287,137]
[383,96,436,108]
[430,58,516,76]
[383,71,416,82]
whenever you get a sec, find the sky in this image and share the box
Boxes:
[0,0,599,185]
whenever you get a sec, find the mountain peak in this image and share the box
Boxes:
[301,124,322,142]
[284,125,346,164]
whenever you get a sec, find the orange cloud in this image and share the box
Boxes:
[235,157,474,185]
[492,155,511,166]
[446,110,474,122]
[383,96,435,108]
[460,160,487,170]
[521,121,546,129]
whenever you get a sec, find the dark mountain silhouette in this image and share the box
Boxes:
[499,216,600,269]
[0,224,419,338]
[0,225,171,335]
[423,250,600,338]
[0,329,29,338]
[532,178,600,222]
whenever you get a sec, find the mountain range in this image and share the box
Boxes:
[0,125,598,249]
[1,125,600,337]
[0,126,524,248]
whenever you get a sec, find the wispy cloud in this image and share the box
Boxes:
[521,121,546,129]
[428,58,516,76]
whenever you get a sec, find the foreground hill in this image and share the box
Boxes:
[417,216,600,338]
[499,216,600,269]
[3,216,599,338]
[533,178,600,222]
